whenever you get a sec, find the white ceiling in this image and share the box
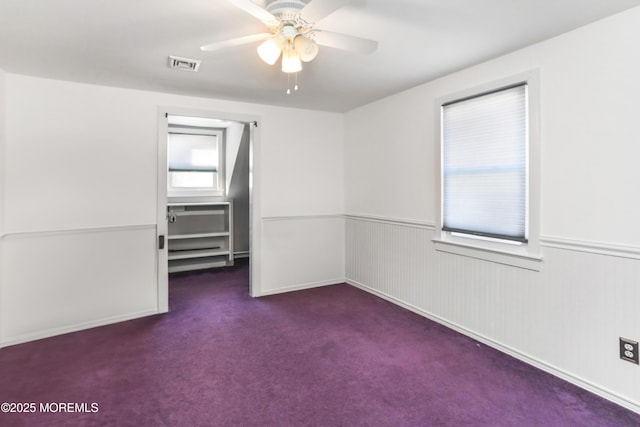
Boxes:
[1,0,639,112]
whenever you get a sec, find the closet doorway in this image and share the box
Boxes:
[156,108,259,312]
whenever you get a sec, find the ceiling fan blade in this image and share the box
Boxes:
[314,30,378,54]
[226,0,278,25]
[301,0,353,23]
[200,33,272,52]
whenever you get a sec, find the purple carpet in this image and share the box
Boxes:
[1,260,639,426]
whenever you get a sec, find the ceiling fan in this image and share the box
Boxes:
[200,0,378,91]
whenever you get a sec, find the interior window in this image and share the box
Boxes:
[442,83,528,244]
[167,129,224,197]
[434,71,541,270]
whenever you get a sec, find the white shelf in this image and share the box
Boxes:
[168,202,230,207]
[168,232,229,240]
[168,258,230,273]
[168,249,230,260]
[167,201,234,272]
[171,210,225,217]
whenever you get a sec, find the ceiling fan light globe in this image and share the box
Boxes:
[294,36,319,62]
[257,38,282,65]
[281,49,302,73]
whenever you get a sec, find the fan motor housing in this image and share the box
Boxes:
[266,0,309,20]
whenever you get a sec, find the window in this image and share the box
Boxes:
[434,71,541,270]
[167,127,225,197]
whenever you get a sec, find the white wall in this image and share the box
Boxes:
[0,67,5,219]
[0,74,344,347]
[0,67,6,343]
[345,7,640,413]
[226,124,251,255]
[225,121,245,195]
[259,108,345,291]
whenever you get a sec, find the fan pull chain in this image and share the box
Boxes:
[286,72,300,95]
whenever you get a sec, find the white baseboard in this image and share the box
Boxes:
[233,251,250,259]
[346,278,640,415]
[257,278,344,297]
[0,309,160,349]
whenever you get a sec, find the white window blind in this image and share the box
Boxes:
[442,83,528,243]
[168,132,220,190]
[168,133,218,172]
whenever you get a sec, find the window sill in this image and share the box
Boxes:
[432,238,542,271]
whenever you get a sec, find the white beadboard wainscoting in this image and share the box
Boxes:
[0,225,159,347]
[345,214,640,413]
[259,215,345,296]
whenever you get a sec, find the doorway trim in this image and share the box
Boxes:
[157,106,261,312]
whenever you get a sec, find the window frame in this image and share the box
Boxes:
[433,70,542,271]
[167,126,225,198]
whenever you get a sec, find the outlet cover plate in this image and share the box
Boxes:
[620,337,639,364]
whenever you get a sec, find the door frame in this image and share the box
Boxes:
[157,106,261,312]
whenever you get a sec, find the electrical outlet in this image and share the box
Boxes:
[619,337,639,365]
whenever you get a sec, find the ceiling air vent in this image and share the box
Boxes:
[168,56,201,72]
